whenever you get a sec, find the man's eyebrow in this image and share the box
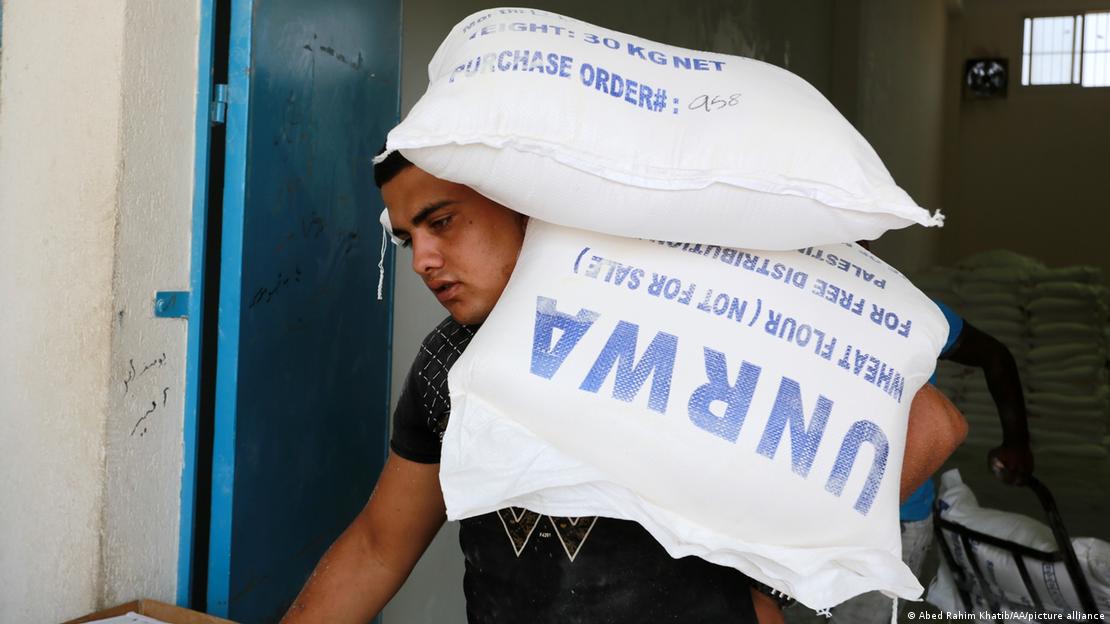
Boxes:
[412,200,458,227]
[392,200,458,238]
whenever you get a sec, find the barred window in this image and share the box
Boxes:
[1022,12,1110,87]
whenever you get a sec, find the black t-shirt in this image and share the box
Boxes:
[391,317,758,624]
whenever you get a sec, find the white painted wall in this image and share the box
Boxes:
[0,2,128,620]
[0,1,198,621]
[100,0,199,608]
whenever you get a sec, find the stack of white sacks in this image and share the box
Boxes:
[914,252,1110,527]
[914,252,1035,449]
[383,7,956,613]
[1027,270,1110,459]
[927,469,1110,618]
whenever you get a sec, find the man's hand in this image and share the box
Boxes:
[987,443,1034,485]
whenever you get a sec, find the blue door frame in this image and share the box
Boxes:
[178,0,219,607]
[180,1,401,620]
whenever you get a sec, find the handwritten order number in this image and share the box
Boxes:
[689,93,741,112]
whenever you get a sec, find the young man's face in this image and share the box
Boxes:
[382,165,527,325]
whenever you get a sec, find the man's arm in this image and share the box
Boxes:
[281,452,446,624]
[900,384,968,501]
[942,321,1034,484]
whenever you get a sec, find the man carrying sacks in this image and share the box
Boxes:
[281,154,968,624]
[283,7,976,622]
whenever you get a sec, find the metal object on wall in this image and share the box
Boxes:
[964,58,1009,99]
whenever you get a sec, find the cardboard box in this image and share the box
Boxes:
[62,600,238,624]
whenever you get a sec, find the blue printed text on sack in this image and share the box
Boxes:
[579,63,672,113]
[798,247,887,289]
[450,49,574,83]
[461,18,728,73]
[574,248,910,400]
[529,296,889,516]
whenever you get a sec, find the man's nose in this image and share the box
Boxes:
[410,234,444,275]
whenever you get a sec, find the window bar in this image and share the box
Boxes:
[1099,13,1104,86]
[1061,17,1070,83]
[1036,16,1045,84]
[1097,13,1103,85]
[1093,13,1100,86]
[1074,15,1083,84]
[1087,13,1093,87]
[1088,12,1110,87]
[1031,17,1037,84]
[1051,17,1062,84]
[1049,18,1056,83]
[1023,17,1032,85]
[1045,18,1052,83]
[1056,17,1065,82]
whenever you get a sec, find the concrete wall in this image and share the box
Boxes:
[0,1,198,620]
[386,2,837,622]
[939,0,1110,275]
[835,0,950,273]
[0,2,128,619]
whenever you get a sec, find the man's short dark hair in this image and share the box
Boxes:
[374,147,413,189]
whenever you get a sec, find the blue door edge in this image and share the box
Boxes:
[374,11,404,619]
[205,0,255,615]
[379,0,403,484]
[177,0,219,608]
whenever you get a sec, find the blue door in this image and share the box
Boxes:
[202,0,400,620]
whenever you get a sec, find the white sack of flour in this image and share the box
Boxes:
[927,470,1110,616]
[382,7,942,250]
[441,220,949,609]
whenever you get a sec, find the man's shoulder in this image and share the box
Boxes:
[412,316,479,371]
[930,299,965,356]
